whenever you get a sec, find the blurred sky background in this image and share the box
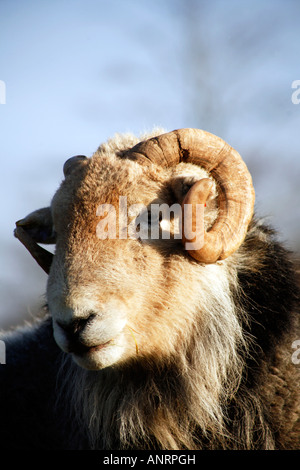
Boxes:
[0,0,300,328]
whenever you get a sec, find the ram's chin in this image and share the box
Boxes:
[71,340,126,370]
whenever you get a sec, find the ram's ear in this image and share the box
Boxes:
[15,207,56,244]
[170,175,216,205]
[170,176,199,204]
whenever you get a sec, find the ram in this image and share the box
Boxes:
[0,128,299,450]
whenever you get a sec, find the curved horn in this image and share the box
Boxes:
[126,128,255,263]
[63,155,87,177]
[14,225,53,274]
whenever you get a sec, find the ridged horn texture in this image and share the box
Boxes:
[14,225,53,274]
[125,128,255,263]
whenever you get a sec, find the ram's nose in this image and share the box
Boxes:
[56,314,96,352]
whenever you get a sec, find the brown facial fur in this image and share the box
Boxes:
[48,149,222,369]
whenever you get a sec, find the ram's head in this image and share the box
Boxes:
[14,129,254,370]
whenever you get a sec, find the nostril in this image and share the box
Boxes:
[56,314,97,354]
[73,317,89,334]
[56,320,73,333]
[56,313,96,336]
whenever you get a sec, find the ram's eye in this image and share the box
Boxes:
[135,208,160,228]
[128,206,164,242]
[144,210,152,226]
[147,210,161,227]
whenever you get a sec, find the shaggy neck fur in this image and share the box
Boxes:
[57,262,249,450]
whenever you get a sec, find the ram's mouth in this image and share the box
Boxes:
[69,340,113,356]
